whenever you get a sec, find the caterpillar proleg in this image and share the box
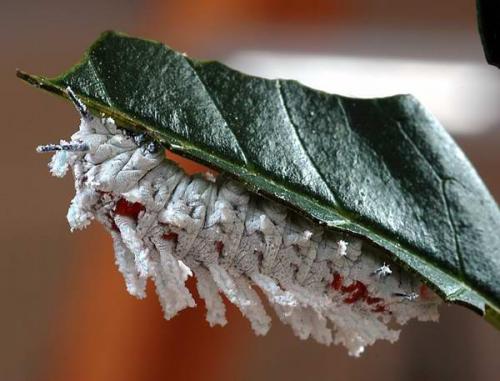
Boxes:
[38,89,441,356]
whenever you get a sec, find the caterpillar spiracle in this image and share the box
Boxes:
[37,88,441,356]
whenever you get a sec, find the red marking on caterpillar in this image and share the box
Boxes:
[337,281,389,313]
[419,284,429,299]
[343,281,368,304]
[114,198,145,222]
[366,296,383,305]
[366,296,383,304]
[215,240,224,255]
[371,304,390,314]
[163,231,179,244]
[331,272,343,290]
[341,281,361,294]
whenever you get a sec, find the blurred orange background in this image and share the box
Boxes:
[2,1,499,380]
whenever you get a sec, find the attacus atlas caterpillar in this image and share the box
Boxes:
[37,88,441,356]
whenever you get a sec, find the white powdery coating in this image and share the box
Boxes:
[46,114,441,356]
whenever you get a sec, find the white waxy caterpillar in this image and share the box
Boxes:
[38,89,441,356]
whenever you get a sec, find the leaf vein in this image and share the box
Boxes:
[394,119,465,278]
[276,80,339,206]
[87,56,114,107]
[182,57,249,165]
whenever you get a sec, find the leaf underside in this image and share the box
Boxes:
[18,31,500,328]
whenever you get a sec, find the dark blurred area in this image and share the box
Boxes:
[1,1,499,380]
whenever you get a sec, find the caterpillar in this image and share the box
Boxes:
[37,88,441,356]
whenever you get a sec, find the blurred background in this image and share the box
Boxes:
[1,0,499,380]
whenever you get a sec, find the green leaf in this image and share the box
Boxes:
[477,0,500,68]
[17,31,500,327]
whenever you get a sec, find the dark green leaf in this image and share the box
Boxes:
[17,31,500,327]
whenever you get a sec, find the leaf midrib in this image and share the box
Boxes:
[276,79,340,206]
[183,56,250,166]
